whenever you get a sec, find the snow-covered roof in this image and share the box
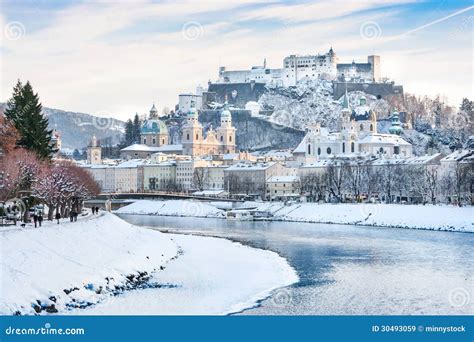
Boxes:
[120,144,161,152]
[266,176,300,183]
[440,149,473,162]
[155,144,183,152]
[116,159,147,168]
[293,135,308,154]
[371,154,442,166]
[226,162,276,171]
[358,133,411,146]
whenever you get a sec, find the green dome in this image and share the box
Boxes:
[140,119,167,134]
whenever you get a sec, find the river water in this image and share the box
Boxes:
[119,214,474,315]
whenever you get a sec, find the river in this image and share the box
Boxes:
[119,214,474,315]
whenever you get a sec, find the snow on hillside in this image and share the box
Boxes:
[115,199,225,218]
[258,80,390,131]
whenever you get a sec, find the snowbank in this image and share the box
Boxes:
[116,200,472,232]
[269,203,473,232]
[115,199,225,218]
[0,213,178,315]
[0,212,298,315]
[74,234,298,315]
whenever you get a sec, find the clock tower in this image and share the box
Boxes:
[87,134,102,165]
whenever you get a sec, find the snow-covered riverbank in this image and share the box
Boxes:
[0,212,297,315]
[116,200,473,232]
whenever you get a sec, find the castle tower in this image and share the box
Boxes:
[216,102,236,154]
[368,55,381,82]
[182,101,203,155]
[140,103,169,147]
[87,134,102,164]
[351,96,377,139]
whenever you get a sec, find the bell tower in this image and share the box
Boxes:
[87,134,102,164]
[182,101,203,156]
[216,103,236,154]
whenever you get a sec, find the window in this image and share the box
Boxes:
[143,138,147,144]
[229,136,232,142]
[220,136,223,142]
[370,124,374,132]
[379,147,384,154]
[327,147,331,154]
[360,124,363,131]
[317,147,321,155]
[152,138,156,144]
[307,144,311,155]
[351,142,355,152]
[187,133,190,140]
[162,139,165,144]
[342,142,345,153]
[394,146,400,155]
[196,134,199,140]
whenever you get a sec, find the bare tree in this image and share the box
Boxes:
[193,167,208,191]
[326,159,346,203]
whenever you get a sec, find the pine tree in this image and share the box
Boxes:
[133,113,141,143]
[4,80,54,160]
[124,119,134,145]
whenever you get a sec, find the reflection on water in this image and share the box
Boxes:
[119,214,474,315]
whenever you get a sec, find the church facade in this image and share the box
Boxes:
[294,94,412,163]
[182,104,236,156]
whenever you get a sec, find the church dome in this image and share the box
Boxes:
[389,110,403,135]
[187,107,198,119]
[221,108,231,120]
[351,96,376,121]
[140,119,168,135]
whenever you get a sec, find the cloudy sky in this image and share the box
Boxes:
[0,0,472,121]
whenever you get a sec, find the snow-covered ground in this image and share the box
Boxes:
[0,212,297,315]
[265,202,473,232]
[115,199,225,218]
[74,234,298,315]
[116,200,473,232]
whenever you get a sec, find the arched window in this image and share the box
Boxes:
[370,124,374,132]
[351,142,355,153]
[143,138,147,145]
[317,147,321,155]
[307,144,311,155]
[162,139,165,145]
[196,134,199,140]
[220,136,223,142]
[379,147,384,154]
[342,142,345,153]
[152,138,156,145]
[327,147,331,154]
[187,133,190,140]
[394,146,400,154]
[229,136,232,142]
[359,124,363,131]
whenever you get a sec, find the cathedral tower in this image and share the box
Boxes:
[216,103,236,154]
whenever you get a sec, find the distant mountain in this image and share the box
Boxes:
[0,103,125,150]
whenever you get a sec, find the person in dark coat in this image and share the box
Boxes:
[33,213,38,228]
[38,213,43,227]
[95,206,99,214]
[55,212,61,224]
[69,211,74,222]
[73,211,78,222]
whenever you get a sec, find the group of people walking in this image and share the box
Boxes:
[32,212,44,228]
[91,206,100,215]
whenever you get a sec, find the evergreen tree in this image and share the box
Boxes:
[124,119,134,145]
[4,80,54,159]
[133,113,141,143]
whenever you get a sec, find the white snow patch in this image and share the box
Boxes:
[0,213,178,314]
[115,199,225,218]
[74,233,298,315]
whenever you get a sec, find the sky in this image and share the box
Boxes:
[0,0,472,121]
